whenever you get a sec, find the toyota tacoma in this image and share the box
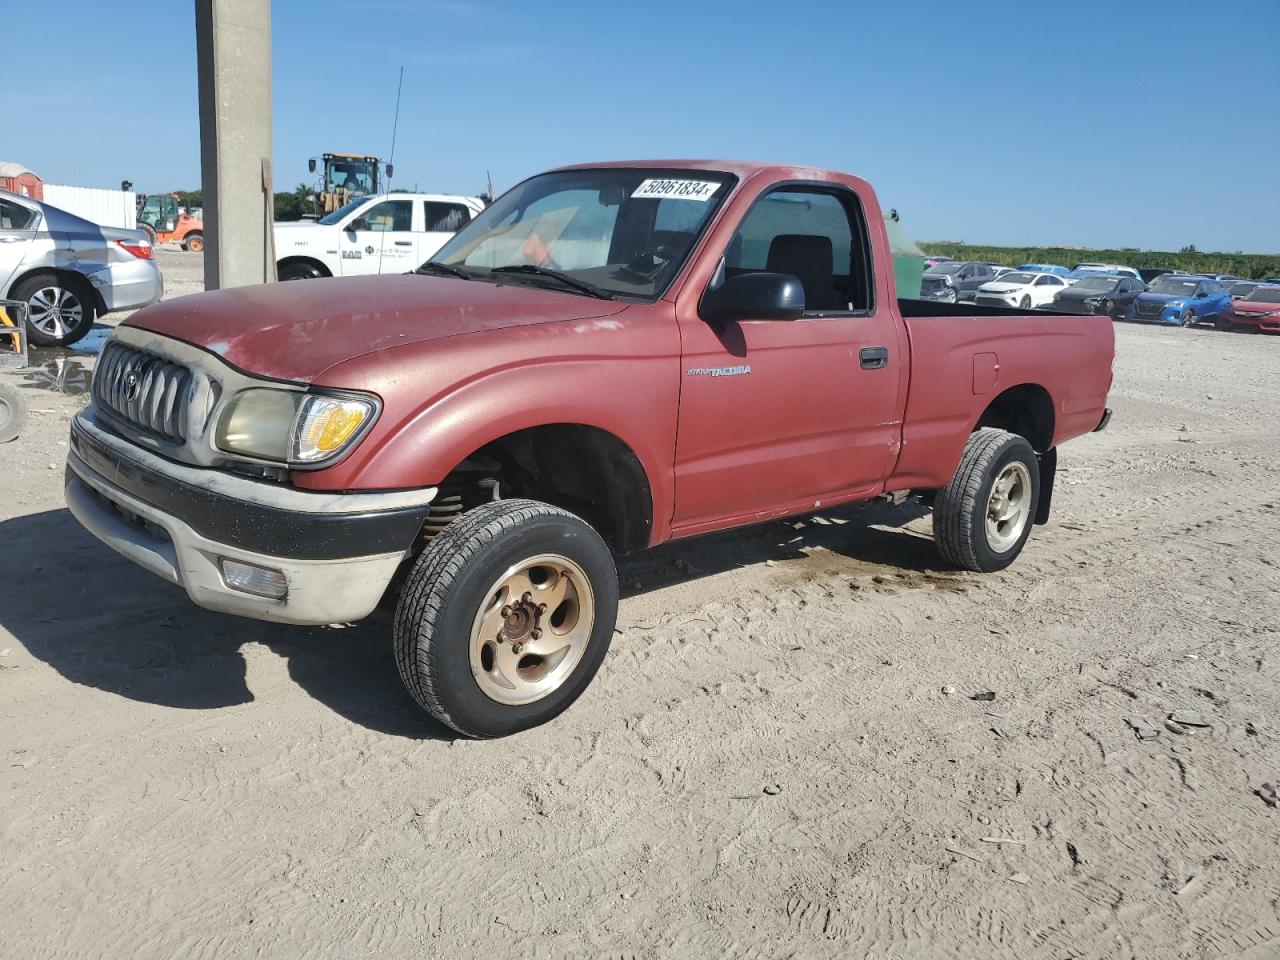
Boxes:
[65,161,1114,737]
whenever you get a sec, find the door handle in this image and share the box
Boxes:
[860,346,889,370]
[393,240,413,247]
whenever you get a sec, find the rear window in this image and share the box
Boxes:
[423,202,471,233]
[0,198,38,230]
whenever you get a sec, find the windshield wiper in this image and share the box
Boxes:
[491,264,614,300]
[415,261,474,280]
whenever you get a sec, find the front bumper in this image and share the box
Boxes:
[65,410,436,624]
[1231,312,1280,333]
[86,259,163,314]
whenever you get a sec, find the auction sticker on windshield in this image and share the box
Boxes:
[631,179,721,201]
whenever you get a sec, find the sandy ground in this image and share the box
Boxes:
[1,248,1278,959]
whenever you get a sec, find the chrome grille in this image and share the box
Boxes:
[93,342,193,443]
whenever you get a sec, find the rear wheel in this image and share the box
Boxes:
[11,274,97,347]
[394,499,619,738]
[934,429,1040,572]
[277,261,326,281]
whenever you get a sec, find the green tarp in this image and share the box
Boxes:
[883,214,925,299]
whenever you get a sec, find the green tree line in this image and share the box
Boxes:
[173,184,316,222]
[919,242,1280,280]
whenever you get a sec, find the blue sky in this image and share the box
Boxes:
[5,0,1277,251]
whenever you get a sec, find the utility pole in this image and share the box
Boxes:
[194,0,275,290]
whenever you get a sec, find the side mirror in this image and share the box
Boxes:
[700,272,805,323]
[346,217,370,232]
[386,163,394,179]
[308,159,316,174]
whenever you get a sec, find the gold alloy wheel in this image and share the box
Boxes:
[468,554,595,706]
[986,461,1033,553]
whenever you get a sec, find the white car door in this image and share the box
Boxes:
[417,200,473,264]
[337,198,416,276]
[0,196,39,295]
[1032,275,1065,307]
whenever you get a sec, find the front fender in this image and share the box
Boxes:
[293,314,681,540]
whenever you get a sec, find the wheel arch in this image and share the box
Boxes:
[8,267,106,316]
[276,255,332,278]
[972,382,1055,453]
[434,422,655,555]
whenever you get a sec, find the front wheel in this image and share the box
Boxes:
[394,499,619,738]
[1181,309,1198,328]
[1019,295,1032,310]
[182,232,204,252]
[934,429,1040,572]
[942,287,958,304]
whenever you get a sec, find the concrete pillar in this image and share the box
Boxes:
[194,0,275,290]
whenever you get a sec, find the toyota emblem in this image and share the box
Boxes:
[123,371,141,402]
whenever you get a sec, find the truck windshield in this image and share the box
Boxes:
[430,169,735,300]
[318,197,368,225]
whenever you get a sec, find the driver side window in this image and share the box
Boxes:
[360,200,412,232]
[724,187,871,314]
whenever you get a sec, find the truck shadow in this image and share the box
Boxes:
[1,499,938,737]
[0,508,452,740]
[617,497,939,597]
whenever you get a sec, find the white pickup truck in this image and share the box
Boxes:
[274,192,486,280]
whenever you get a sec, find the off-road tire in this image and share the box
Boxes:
[934,428,1040,572]
[182,232,204,253]
[139,222,158,245]
[0,380,27,443]
[393,498,618,738]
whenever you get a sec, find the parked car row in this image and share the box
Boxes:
[920,256,1278,332]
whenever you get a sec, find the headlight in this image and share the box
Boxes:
[1167,299,1185,308]
[215,389,378,466]
[215,388,301,461]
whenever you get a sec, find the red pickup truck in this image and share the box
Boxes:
[66,160,1114,737]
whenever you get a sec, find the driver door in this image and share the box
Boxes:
[338,199,414,276]
[672,185,905,531]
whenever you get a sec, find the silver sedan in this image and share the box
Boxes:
[0,189,163,347]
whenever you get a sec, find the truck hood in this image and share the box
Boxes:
[123,274,629,382]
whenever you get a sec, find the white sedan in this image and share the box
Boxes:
[973,271,1068,310]
[274,192,486,281]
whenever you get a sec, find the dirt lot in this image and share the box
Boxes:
[2,248,1278,959]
